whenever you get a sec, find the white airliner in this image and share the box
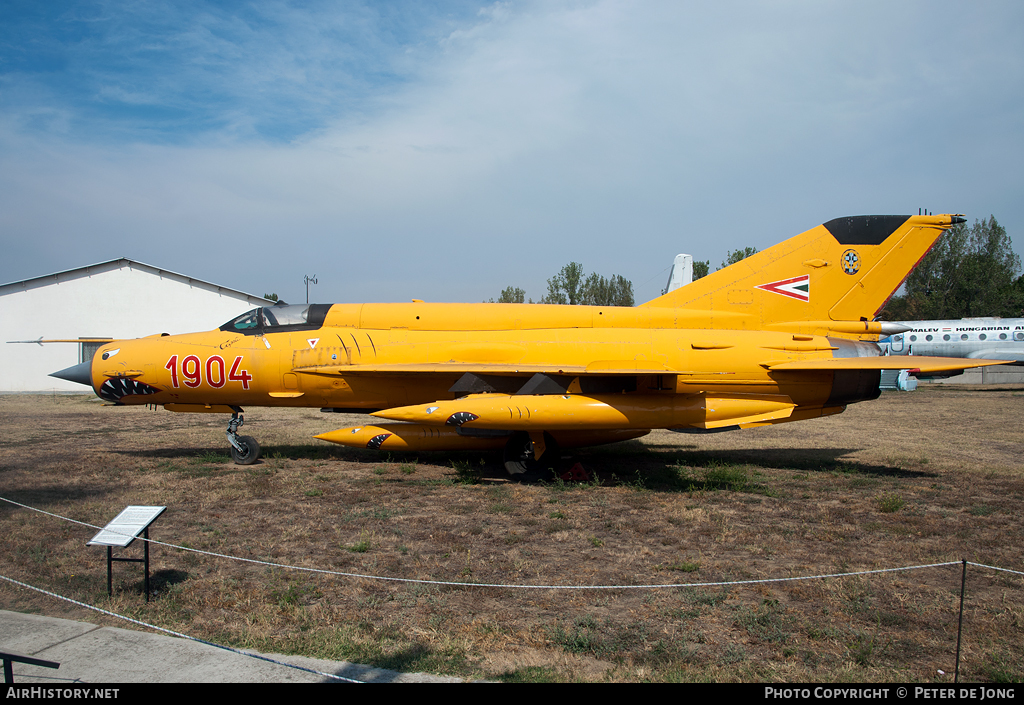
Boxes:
[878,317,1024,365]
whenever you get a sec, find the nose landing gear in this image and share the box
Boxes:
[227,412,261,465]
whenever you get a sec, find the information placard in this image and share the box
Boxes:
[88,506,166,547]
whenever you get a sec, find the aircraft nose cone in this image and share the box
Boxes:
[50,360,94,388]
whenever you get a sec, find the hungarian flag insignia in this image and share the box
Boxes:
[755,275,810,302]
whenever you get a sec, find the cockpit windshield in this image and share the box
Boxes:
[228,309,261,331]
[262,305,313,327]
[220,304,331,335]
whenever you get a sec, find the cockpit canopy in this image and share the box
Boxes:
[220,304,331,335]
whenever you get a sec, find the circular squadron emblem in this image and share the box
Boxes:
[842,249,861,275]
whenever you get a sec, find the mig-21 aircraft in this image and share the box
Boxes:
[50,214,1007,477]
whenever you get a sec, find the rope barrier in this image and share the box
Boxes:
[1,496,988,590]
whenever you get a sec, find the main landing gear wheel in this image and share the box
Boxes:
[503,431,559,482]
[227,411,260,465]
[230,435,261,465]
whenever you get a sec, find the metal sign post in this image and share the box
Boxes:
[87,506,166,602]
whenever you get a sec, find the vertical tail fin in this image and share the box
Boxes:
[641,214,964,329]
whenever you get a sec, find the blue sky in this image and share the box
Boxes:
[2,1,1022,306]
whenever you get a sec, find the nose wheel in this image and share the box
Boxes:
[227,412,261,465]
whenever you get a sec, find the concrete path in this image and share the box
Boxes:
[0,610,462,683]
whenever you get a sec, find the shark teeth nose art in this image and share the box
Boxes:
[99,377,160,402]
[366,433,392,449]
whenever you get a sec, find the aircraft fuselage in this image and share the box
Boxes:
[87,302,866,415]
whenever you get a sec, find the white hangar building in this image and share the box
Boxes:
[1,259,271,392]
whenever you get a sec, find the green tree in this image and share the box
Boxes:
[542,262,634,306]
[693,260,710,281]
[718,247,758,271]
[263,293,279,302]
[488,286,526,304]
[542,262,585,305]
[881,216,1023,319]
[579,273,634,307]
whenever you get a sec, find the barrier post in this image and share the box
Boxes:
[955,558,967,683]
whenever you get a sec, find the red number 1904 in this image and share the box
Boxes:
[165,355,253,390]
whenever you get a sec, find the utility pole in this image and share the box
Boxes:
[304,274,317,304]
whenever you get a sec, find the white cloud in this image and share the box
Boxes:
[2,1,1022,304]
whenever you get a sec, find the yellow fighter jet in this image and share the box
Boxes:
[51,214,1006,477]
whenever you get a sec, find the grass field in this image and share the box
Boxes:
[1,386,1022,682]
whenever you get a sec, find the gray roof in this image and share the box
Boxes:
[0,258,272,305]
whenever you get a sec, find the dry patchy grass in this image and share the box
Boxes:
[0,386,1022,682]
